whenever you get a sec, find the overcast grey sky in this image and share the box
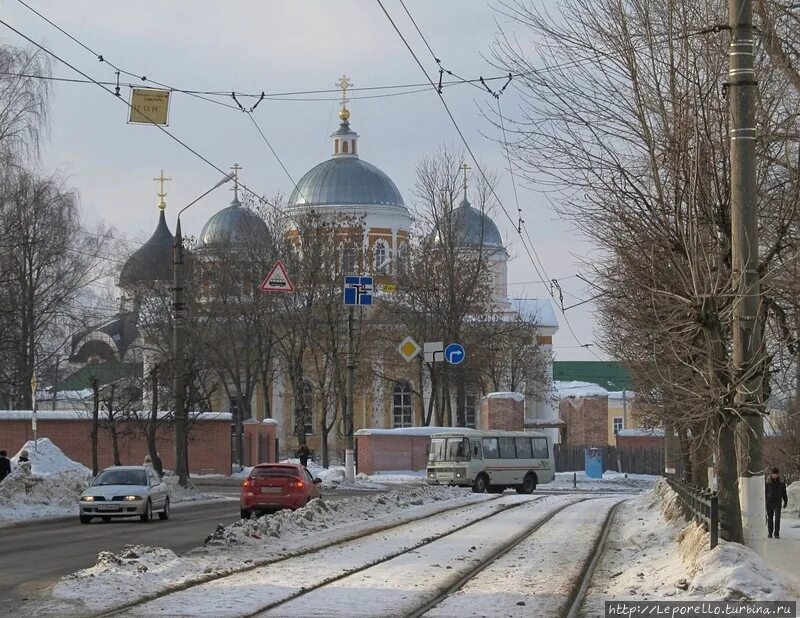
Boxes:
[2,0,604,361]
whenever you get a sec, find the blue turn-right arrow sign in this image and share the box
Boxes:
[444,343,465,365]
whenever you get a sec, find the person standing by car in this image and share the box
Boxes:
[0,450,11,482]
[298,444,310,469]
[766,467,789,539]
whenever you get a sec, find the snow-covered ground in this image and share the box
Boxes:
[41,485,479,615]
[549,470,657,492]
[581,480,798,615]
[426,497,622,617]
[0,438,228,525]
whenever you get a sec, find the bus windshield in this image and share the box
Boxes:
[429,438,471,462]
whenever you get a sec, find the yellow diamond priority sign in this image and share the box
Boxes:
[398,336,421,362]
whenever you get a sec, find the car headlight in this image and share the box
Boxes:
[123,495,143,501]
[80,495,95,502]
[428,471,435,478]
[456,472,462,478]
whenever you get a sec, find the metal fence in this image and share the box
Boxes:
[554,444,664,475]
[665,475,720,549]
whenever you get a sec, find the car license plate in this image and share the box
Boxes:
[97,504,120,511]
[261,487,282,494]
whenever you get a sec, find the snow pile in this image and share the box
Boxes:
[550,470,657,492]
[63,545,179,581]
[581,480,795,614]
[205,485,465,548]
[0,439,92,523]
[11,438,90,476]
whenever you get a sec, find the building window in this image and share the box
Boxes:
[296,380,314,436]
[392,382,412,428]
[613,416,624,435]
[465,395,477,429]
[375,241,388,273]
[342,141,349,154]
[352,140,357,155]
[341,244,358,273]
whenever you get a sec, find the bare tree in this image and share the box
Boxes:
[0,44,50,165]
[0,170,112,408]
[494,0,800,541]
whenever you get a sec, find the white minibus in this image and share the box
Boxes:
[426,429,554,493]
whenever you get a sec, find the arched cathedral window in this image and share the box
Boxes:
[374,240,389,274]
[392,382,413,428]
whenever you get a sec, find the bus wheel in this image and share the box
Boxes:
[517,473,536,494]
[472,474,488,493]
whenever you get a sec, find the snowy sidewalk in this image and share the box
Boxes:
[762,513,800,599]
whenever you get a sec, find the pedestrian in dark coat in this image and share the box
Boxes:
[765,467,789,539]
[298,444,310,469]
[0,450,11,482]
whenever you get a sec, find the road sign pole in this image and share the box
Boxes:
[345,305,355,482]
[31,375,38,452]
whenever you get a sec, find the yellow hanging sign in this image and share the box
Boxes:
[129,88,171,125]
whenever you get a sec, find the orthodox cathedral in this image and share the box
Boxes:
[67,77,560,459]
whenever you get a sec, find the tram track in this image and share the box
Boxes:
[92,492,624,618]
[94,492,502,617]
[418,496,624,618]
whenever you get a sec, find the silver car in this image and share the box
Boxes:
[79,466,170,524]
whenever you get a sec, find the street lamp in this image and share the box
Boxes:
[173,172,234,487]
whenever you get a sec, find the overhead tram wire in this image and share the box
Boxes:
[376,0,603,355]
[0,17,307,230]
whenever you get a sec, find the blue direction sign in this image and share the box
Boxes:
[343,275,374,306]
[444,343,465,365]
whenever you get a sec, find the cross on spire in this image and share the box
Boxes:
[335,74,353,121]
[230,162,242,201]
[153,169,171,211]
[461,162,471,202]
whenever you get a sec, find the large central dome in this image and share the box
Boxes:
[288,157,404,208]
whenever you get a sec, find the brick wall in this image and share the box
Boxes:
[480,395,524,431]
[243,420,278,466]
[0,417,231,474]
[356,434,431,475]
[559,396,608,446]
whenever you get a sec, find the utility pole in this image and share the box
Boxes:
[345,305,355,481]
[729,0,766,550]
[173,218,189,487]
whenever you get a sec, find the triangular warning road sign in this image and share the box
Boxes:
[259,259,294,292]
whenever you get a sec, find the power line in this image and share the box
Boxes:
[0,16,299,227]
[375,0,600,355]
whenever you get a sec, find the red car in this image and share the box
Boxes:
[240,463,323,518]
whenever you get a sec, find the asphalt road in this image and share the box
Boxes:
[0,499,240,612]
[0,481,389,614]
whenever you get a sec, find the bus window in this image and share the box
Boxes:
[482,438,499,459]
[515,438,533,459]
[498,437,516,458]
[471,440,482,459]
[429,438,446,462]
[447,438,470,462]
[532,437,549,459]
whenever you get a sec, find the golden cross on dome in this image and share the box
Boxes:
[230,162,242,201]
[335,74,353,120]
[461,162,471,201]
[153,169,171,211]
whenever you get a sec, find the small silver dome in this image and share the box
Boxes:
[288,157,405,208]
[450,198,504,248]
[199,199,269,247]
